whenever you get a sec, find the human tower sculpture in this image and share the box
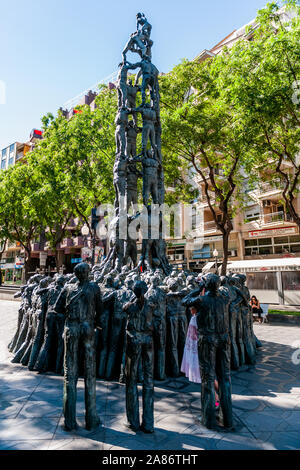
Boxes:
[100,12,170,277]
[8,14,262,434]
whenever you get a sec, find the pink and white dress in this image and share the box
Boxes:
[180,315,201,384]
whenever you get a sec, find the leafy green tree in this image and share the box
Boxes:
[0,165,42,277]
[214,0,300,226]
[160,60,251,274]
[27,85,116,265]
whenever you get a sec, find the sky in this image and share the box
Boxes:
[0,0,270,151]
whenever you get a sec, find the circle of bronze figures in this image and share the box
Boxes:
[8,14,261,434]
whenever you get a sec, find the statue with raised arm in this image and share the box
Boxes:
[122,13,153,63]
[183,274,233,430]
[129,58,159,106]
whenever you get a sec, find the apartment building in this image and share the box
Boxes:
[164,6,300,305]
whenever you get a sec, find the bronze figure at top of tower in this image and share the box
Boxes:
[122,12,153,63]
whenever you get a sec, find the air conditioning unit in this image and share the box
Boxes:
[175,254,184,260]
[168,255,175,261]
[263,200,271,207]
[230,250,237,257]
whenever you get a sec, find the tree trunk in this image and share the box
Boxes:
[221,231,230,276]
[24,253,36,282]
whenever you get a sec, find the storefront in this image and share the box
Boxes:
[188,235,238,271]
[0,263,23,285]
[226,258,300,306]
[244,226,300,256]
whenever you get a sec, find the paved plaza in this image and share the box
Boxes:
[0,300,300,451]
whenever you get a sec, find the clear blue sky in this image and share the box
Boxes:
[0,0,270,150]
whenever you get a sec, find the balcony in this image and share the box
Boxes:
[16,152,24,161]
[31,242,43,252]
[204,220,218,233]
[249,181,283,202]
[245,211,294,229]
[6,241,21,251]
[60,238,73,249]
[73,236,84,247]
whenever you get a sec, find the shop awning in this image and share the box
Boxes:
[226,257,300,273]
[202,262,216,273]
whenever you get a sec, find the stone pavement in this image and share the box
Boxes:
[0,300,300,451]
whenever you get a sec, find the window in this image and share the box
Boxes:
[192,244,210,259]
[245,235,300,257]
[245,239,258,247]
[258,238,272,246]
[245,237,273,256]
[282,272,300,291]
[1,160,6,169]
[9,143,15,153]
[2,148,7,158]
[247,272,277,290]
[274,236,289,244]
[244,206,261,222]
[275,245,290,254]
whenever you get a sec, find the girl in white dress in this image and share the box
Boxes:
[180,306,201,383]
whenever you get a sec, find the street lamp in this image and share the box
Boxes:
[81,225,89,237]
[81,225,91,265]
[213,248,218,273]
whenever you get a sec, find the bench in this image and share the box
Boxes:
[253,303,269,323]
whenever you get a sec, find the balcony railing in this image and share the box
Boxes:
[31,242,43,252]
[73,236,84,247]
[256,182,283,195]
[262,211,285,225]
[204,220,218,232]
[245,211,293,227]
[60,238,73,248]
